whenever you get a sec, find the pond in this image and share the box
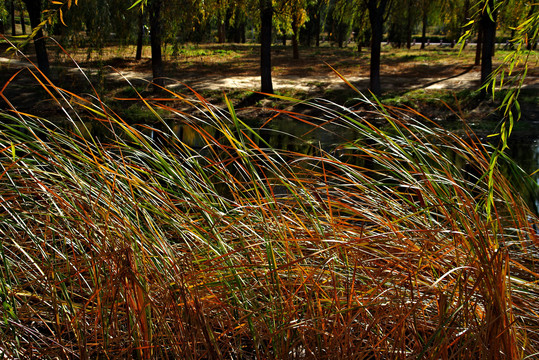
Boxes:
[68,114,539,215]
[506,137,539,213]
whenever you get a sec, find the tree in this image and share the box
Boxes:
[148,0,164,88]
[440,0,472,45]
[386,0,418,48]
[459,0,538,223]
[351,6,370,52]
[213,0,230,43]
[201,0,249,44]
[10,0,15,35]
[135,9,144,60]
[58,0,140,57]
[479,0,497,97]
[260,0,273,93]
[365,0,391,96]
[19,0,26,34]
[524,2,538,49]
[0,1,7,34]
[227,1,247,43]
[300,0,328,47]
[324,0,352,48]
[419,0,430,49]
[273,0,310,58]
[22,0,50,77]
[161,0,208,44]
[497,0,535,49]
[404,0,415,49]
[290,0,307,59]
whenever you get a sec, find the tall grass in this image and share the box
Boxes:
[0,67,538,359]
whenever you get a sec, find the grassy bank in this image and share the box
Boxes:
[0,64,538,359]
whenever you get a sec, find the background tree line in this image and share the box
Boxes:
[0,0,537,95]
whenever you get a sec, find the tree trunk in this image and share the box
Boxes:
[260,0,273,93]
[367,0,389,96]
[292,14,299,59]
[218,21,226,43]
[337,29,344,48]
[22,0,50,77]
[149,0,164,89]
[314,10,321,47]
[420,11,427,49]
[136,11,144,60]
[475,26,482,66]
[10,0,16,35]
[480,0,497,97]
[406,0,413,49]
[369,19,382,95]
[232,8,246,43]
[240,22,246,43]
[20,3,26,34]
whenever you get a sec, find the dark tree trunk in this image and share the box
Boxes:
[149,0,164,89]
[292,15,299,59]
[136,11,144,60]
[218,21,226,43]
[480,0,497,97]
[420,11,427,49]
[282,33,286,46]
[22,0,50,77]
[369,19,382,95]
[237,23,245,43]
[260,0,273,93]
[367,0,389,96]
[20,3,26,34]
[475,26,483,66]
[231,8,246,43]
[302,8,313,47]
[315,13,321,47]
[405,0,412,49]
[240,22,246,43]
[337,29,344,48]
[10,1,16,35]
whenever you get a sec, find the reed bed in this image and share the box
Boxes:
[0,70,538,359]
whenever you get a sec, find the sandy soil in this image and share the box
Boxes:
[1,43,537,119]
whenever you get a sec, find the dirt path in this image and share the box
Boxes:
[3,53,538,96]
[106,63,539,93]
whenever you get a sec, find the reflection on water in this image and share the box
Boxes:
[506,138,539,213]
[259,119,539,215]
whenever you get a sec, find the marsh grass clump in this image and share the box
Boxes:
[0,70,538,359]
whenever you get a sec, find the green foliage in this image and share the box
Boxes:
[386,0,420,46]
[497,0,531,33]
[58,0,139,50]
[438,0,473,41]
[0,2,7,23]
[325,0,354,46]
